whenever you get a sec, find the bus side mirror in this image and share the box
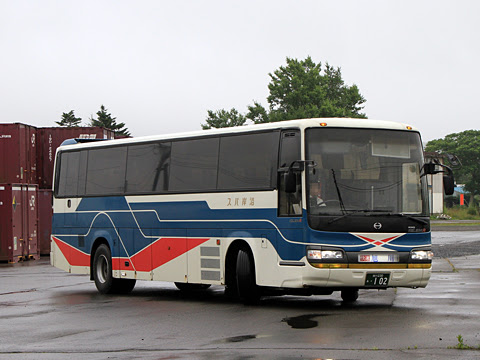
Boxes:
[423,163,436,175]
[284,171,297,193]
[281,160,315,193]
[443,172,455,196]
[423,162,455,195]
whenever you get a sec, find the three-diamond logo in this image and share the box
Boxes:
[352,233,403,248]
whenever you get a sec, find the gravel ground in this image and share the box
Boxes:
[431,229,480,258]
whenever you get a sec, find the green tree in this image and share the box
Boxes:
[56,110,82,127]
[203,56,367,129]
[425,130,480,204]
[89,105,130,137]
[260,57,366,122]
[201,108,246,130]
[246,101,269,124]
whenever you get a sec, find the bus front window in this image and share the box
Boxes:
[305,128,428,219]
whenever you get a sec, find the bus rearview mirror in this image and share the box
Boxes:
[443,173,455,196]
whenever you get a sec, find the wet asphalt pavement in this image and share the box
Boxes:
[0,231,479,360]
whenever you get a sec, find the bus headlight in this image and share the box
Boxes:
[410,249,434,261]
[307,248,345,261]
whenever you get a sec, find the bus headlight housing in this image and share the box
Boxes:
[307,247,346,264]
[308,249,344,260]
[410,249,434,261]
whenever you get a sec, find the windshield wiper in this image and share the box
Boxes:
[328,210,428,225]
[331,169,347,214]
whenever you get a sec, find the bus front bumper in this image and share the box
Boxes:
[306,264,431,288]
[278,262,432,289]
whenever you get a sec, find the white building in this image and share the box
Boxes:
[424,152,446,214]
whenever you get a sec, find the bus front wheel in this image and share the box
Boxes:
[93,244,136,294]
[341,288,359,302]
[236,248,260,304]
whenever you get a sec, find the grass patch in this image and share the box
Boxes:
[440,206,480,220]
[433,222,480,227]
[448,335,480,350]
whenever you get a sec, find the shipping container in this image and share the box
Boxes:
[36,127,115,189]
[38,189,53,255]
[0,123,37,184]
[0,184,39,263]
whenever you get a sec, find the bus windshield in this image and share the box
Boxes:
[305,128,428,217]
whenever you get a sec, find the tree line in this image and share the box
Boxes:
[55,105,130,137]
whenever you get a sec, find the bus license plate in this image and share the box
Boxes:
[365,273,389,287]
[358,254,399,263]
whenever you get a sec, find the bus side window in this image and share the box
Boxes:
[56,151,80,197]
[278,131,302,216]
[56,150,87,197]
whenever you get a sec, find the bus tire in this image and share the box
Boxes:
[341,288,359,302]
[174,283,211,291]
[93,244,115,294]
[236,248,260,304]
[93,244,136,294]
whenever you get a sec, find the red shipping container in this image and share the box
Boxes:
[0,184,39,263]
[38,189,53,255]
[36,127,115,189]
[0,123,37,184]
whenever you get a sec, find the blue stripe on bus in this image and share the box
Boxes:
[52,196,431,261]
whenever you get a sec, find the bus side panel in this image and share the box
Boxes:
[245,230,280,287]
[50,236,71,273]
[186,237,222,285]
[114,227,151,281]
[132,227,153,281]
[151,229,188,283]
[50,235,90,275]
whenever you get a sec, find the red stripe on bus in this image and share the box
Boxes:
[52,236,90,267]
[129,237,210,272]
[54,236,209,272]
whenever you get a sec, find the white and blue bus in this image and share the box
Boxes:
[50,118,453,303]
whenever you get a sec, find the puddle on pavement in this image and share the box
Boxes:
[282,314,327,329]
[0,309,52,320]
[51,291,116,306]
[216,334,272,344]
[224,334,258,343]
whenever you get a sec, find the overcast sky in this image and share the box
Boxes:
[1,0,478,143]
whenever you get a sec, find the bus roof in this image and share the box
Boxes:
[56,118,420,151]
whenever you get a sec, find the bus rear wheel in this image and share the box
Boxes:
[236,248,260,304]
[93,244,136,294]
